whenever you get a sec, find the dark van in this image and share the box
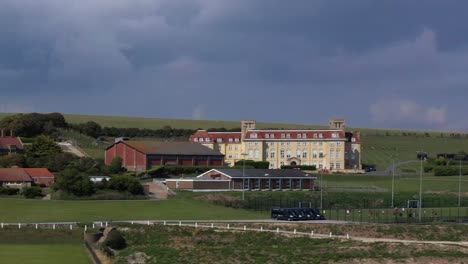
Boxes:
[271,208,297,221]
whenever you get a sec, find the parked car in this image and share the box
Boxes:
[271,208,297,221]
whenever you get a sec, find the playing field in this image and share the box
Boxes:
[0,194,265,223]
[0,244,91,264]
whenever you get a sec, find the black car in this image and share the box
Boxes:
[271,208,297,221]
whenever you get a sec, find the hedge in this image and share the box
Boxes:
[234,160,270,169]
[433,166,468,176]
[281,165,317,170]
[0,188,20,195]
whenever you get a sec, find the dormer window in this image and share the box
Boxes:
[206,137,210,142]
[319,134,323,138]
[286,134,291,138]
[194,138,199,142]
[200,138,204,142]
[229,138,233,142]
[251,133,258,139]
[265,134,269,138]
[217,138,222,143]
[351,138,356,142]
[302,134,307,138]
[235,138,239,142]
[281,134,285,138]
[313,134,318,138]
[297,134,302,139]
[271,134,275,138]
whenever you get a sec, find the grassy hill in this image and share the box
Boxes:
[2,112,468,170]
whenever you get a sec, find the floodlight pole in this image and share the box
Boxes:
[459,159,462,207]
[419,152,423,222]
[391,159,395,208]
[320,174,323,209]
[242,158,245,201]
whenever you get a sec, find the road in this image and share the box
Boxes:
[368,160,420,176]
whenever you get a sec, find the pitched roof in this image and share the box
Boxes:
[0,137,24,150]
[0,168,33,182]
[202,169,314,178]
[117,141,224,156]
[190,130,242,144]
[24,168,54,178]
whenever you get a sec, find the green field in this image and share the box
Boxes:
[0,194,264,223]
[0,228,91,264]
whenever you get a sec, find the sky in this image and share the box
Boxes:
[1,0,468,131]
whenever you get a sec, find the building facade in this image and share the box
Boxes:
[165,169,316,191]
[0,130,24,156]
[105,141,225,172]
[190,119,361,172]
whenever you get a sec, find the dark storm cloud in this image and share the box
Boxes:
[1,0,468,130]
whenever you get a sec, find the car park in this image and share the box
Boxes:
[271,207,325,221]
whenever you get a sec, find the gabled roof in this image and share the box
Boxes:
[0,137,24,150]
[24,168,54,178]
[0,168,33,182]
[110,141,224,156]
[198,169,314,179]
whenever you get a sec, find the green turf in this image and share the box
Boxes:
[0,244,91,264]
[0,195,264,223]
[0,228,91,264]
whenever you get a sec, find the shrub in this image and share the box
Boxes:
[142,165,255,178]
[103,229,127,250]
[0,188,20,195]
[21,186,43,199]
[108,175,144,195]
[234,160,270,169]
[433,166,468,176]
[109,157,124,174]
[281,165,317,170]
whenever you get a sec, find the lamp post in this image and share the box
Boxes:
[320,173,323,209]
[391,159,395,208]
[459,158,462,207]
[418,151,423,222]
[241,153,247,201]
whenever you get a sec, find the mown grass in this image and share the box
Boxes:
[0,194,264,223]
[0,227,90,264]
[114,225,468,264]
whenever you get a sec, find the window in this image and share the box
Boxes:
[235,138,240,142]
[318,163,323,169]
[270,142,275,146]
[194,138,198,142]
[313,134,318,138]
[319,150,324,158]
[337,142,342,146]
[235,146,239,151]
[235,154,239,158]
[217,138,222,143]
[249,142,253,146]
[270,162,275,168]
[286,142,291,146]
[228,154,233,158]
[351,154,356,160]
[254,149,259,158]
[265,151,269,159]
[303,150,307,158]
[336,150,341,158]
[297,134,302,139]
[281,142,285,146]
[312,162,317,168]
[351,138,356,142]
[265,134,269,138]
[254,142,259,146]
[330,142,335,147]
[200,138,204,142]
[296,149,301,158]
[319,134,323,138]
[206,137,210,142]
[330,163,334,170]
[319,142,323,146]
[312,150,318,158]
[330,150,335,158]
[332,133,339,138]
[270,134,275,138]
[281,134,285,138]
[228,146,233,151]
[251,133,257,139]
[248,149,253,158]
[280,150,285,158]
[280,161,285,167]
[303,162,307,165]
[271,151,275,158]
[228,138,233,142]
[313,142,318,146]
[286,134,291,138]
[336,162,341,169]
[302,142,307,146]
[286,150,291,158]
[302,133,307,138]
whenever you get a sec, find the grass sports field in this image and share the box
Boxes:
[0,194,264,223]
[0,228,91,264]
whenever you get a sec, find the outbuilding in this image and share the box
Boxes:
[166,169,316,191]
[105,140,225,172]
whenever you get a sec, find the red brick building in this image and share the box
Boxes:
[0,168,55,188]
[0,130,24,156]
[166,169,316,191]
[105,141,225,172]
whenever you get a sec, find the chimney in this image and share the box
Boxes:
[1,129,4,138]
[10,129,13,137]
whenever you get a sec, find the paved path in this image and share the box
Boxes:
[58,142,87,157]
[368,160,420,176]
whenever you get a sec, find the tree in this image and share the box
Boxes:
[109,156,124,174]
[55,168,95,196]
[0,154,25,168]
[108,175,144,195]
[25,135,63,158]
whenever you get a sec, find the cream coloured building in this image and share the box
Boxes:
[190,119,361,172]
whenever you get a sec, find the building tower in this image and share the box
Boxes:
[329,118,346,131]
[241,120,256,141]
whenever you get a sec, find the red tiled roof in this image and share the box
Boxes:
[0,137,24,150]
[0,168,33,182]
[190,131,242,144]
[24,168,54,178]
[244,130,346,140]
[118,141,224,156]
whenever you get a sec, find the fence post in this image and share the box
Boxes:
[294,229,296,234]
[1,223,3,229]
[211,223,214,228]
[35,224,38,229]
[260,226,263,232]
[85,225,87,232]
[329,232,332,238]
[276,227,279,233]
[244,226,246,231]
[92,223,95,229]
[347,234,349,239]
[18,223,21,229]
[164,221,166,226]
[53,224,56,230]
[105,222,108,227]
[179,221,181,227]
[147,221,150,226]
[70,225,73,230]
[311,231,314,236]
[130,221,133,225]
[227,224,230,229]
[195,222,198,228]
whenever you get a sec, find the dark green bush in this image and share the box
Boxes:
[108,175,144,195]
[281,165,317,170]
[142,165,254,178]
[0,188,20,195]
[103,230,127,250]
[234,160,270,169]
[433,166,468,176]
[21,186,43,198]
